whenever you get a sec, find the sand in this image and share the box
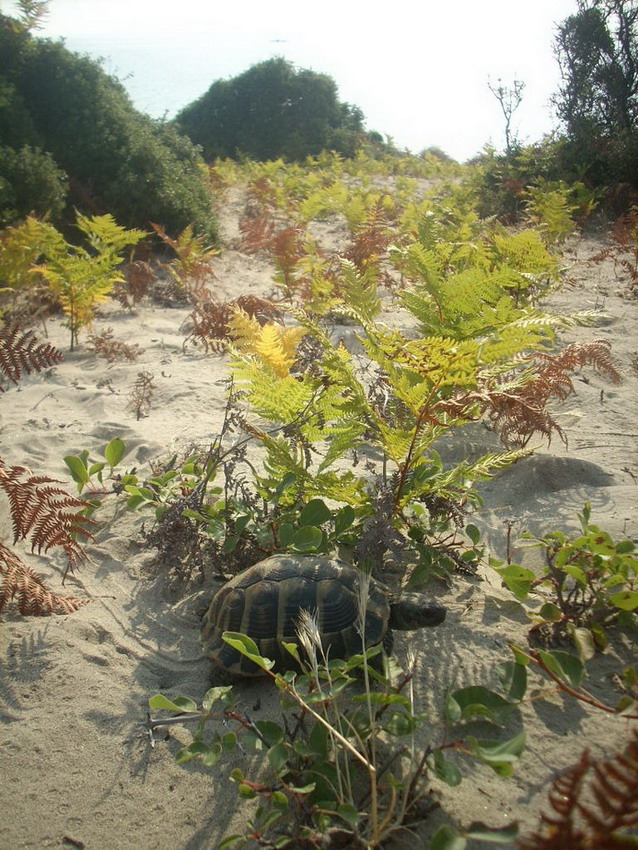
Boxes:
[1,190,637,850]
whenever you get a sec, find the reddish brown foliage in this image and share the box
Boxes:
[486,339,621,448]
[519,731,638,849]
[0,542,88,615]
[0,459,96,576]
[0,324,64,391]
[87,328,142,363]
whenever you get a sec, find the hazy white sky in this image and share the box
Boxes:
[3,0,579,161]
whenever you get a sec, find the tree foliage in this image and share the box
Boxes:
[553,0,638,187]
[0,13,218,241]
[175,57,366,161]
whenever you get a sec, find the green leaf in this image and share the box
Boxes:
[238,783,257,799]
[148,693,199,713]
[609,590,638,611]
[336,804,359,827]
[291,525,324,552]
[538,650,585,688]
[219,835,245,850]
[430,749,462,786]
[538,602,562,622]
[104,437,126,467]
[272,790,289,810]
[448,686,514,725]
[222,632,275,671]
[468,731,526,777]
[429,825,466,850]
[268,742,290,774]
[255,721,286,747]
[299,498,332,526]
[570,626,596,661]
[497,660,527,702]
[202,686,233,712]
[282,641,302,664]
[64,454,90,486]
[494,564,535,599]
[563,564,587,586]
[466,523,481,545]
[278,522,294,547]
[176,740,221,764]
[334,504,356,535]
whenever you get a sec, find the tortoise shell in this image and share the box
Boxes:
[201,554,391,676]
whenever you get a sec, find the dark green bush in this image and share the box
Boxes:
[0,144,68,226]
[175,57,366,162]
[0,14,218,242]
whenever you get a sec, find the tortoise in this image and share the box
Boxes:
[201,554,446,677]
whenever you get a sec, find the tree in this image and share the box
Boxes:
[553,0,638,187]
[488,77,526,154]
[175,57,366,161]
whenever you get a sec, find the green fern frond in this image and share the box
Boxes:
[232,360,316,423]
[338,259,382,323]
[490,228,559,279]
[76,212,146,256]
[457,448,534,483]
[316,421,368,473]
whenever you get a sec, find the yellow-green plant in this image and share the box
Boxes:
[36,212,146,349]
[0,216,61,311]
[525,182,578,245]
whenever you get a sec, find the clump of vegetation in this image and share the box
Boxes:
[175,57,367,162]
[494,503,638,657]
[0,9,219,241]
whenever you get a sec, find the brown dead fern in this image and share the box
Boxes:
[127,370,155,419]
[518,730,638,849]
[344,197,396,271]
[0,541,88,615]
[0,459,96,576]
[590,208,638,296]
[87,328,142,363]
[113,260,157,308]
[184,293,283,352]
[487,339,622,448]
[0,323,64,391]
[237,205,277,254]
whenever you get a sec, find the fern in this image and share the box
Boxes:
[0,459,96,575]
[0,323,64,390]
[37,213,146,349]
[519,731,638,849]
[486,340,621,448]
[0,542,88,616]
[228,308,305,377]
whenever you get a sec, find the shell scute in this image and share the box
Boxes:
[201,555,391,677]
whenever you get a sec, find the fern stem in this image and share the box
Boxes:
[392,378,443,515]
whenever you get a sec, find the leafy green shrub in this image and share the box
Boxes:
[147,634,524,848]
[494,503,638,657]
[0,144,67,227]
[0,13,218,242]
[175,57,366,162]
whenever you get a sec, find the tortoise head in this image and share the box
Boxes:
[388,592,446,630]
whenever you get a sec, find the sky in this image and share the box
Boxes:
[2,0,580,162]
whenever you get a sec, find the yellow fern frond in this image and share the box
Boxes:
[229,308,304,376]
